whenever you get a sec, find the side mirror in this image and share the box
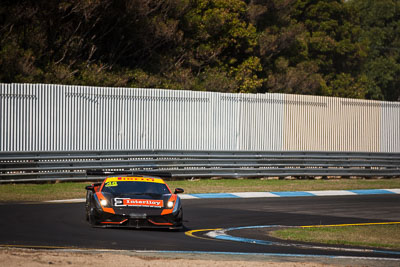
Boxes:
[85,185,94,191]
[86,182,102,192]
[174,188,184,194]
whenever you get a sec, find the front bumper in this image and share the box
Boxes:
[94,208,183,229]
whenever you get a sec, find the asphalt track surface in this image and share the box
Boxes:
[1,194,400,260]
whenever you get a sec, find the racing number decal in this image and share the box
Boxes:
[114,198,124,206]
[105,181,118,187]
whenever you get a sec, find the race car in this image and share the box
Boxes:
[85,172,184,229]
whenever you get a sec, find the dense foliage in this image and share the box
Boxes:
[1,0,399,101]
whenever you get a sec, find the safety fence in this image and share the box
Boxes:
[1,150,399,183]
[1,83,400,152]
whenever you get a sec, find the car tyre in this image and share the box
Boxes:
[88,209,99,226]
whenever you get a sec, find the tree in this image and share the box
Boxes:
[180,0,263,92]
[0,0,398,100]
[289,0,367,98]
[349,0,400,101]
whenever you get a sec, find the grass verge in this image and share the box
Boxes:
[0,178,399,202]
[269,224,400,250]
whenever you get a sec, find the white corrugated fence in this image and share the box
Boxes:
[1,83,399,152]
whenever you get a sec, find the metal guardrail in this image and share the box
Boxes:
[1,150,399,183]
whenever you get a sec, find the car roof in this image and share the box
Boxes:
[104,176,166,184]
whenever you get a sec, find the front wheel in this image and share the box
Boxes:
[87,208,100,226]
[176,208,183,226]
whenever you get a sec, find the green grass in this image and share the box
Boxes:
[270,224,400,250]
[0,178,399,202]
[0,182,87,202]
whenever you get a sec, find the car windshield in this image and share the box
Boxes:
[101,181,170,195]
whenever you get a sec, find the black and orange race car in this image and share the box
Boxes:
[85,172,184,229]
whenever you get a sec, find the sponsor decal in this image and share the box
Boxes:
[116,177,155,182]
[105,177,164,183]
[114,198,163,208]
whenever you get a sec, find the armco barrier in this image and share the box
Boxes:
[0,150,399,183]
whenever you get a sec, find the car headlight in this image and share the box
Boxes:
[167,201,174,208]
[100,199,108,206]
